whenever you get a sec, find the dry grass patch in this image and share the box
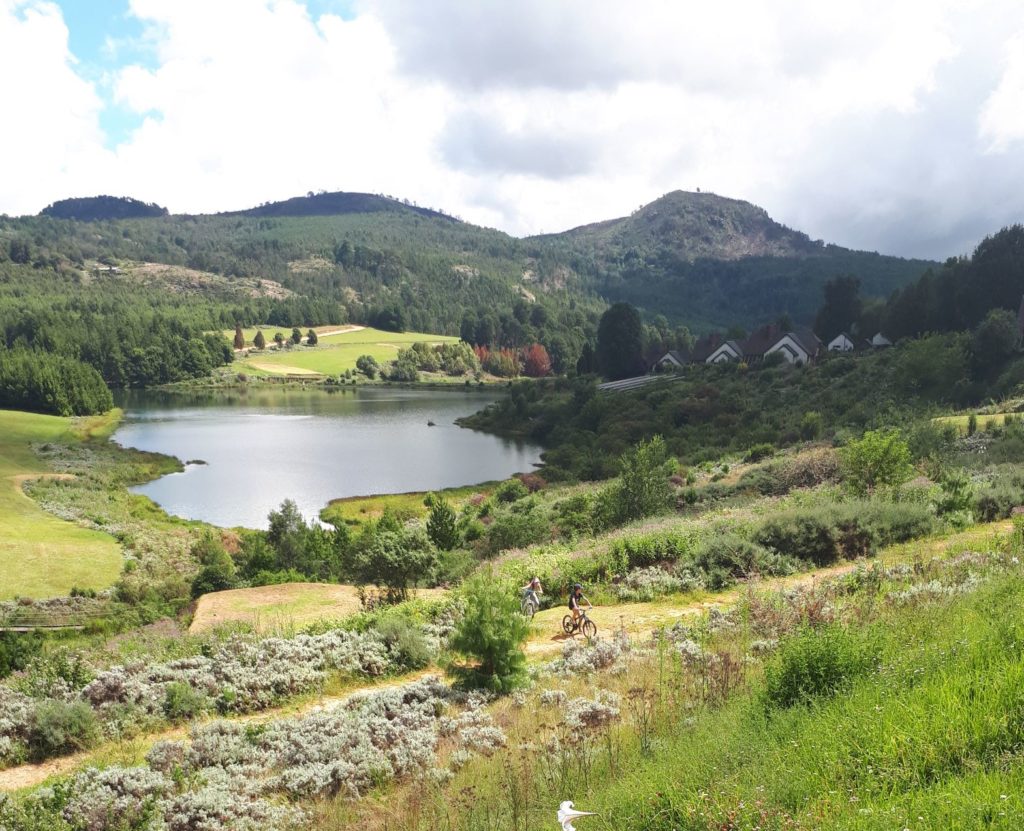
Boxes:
[190,583,446,633]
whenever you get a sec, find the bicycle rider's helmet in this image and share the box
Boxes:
[573,583,582,590]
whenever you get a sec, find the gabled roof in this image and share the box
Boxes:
[741,324,784,358]
[788,328,822,356]
[690,333,724,363]
[707,340,744,361]
[655,349,687,366]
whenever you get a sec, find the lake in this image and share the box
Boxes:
[112,387,541,529]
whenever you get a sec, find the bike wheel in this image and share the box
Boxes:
[562,615,575,634]
[582,619,597,640]
[525,600,537,619]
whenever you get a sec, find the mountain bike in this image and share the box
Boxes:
[562,608,597,639]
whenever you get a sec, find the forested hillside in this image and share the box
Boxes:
[0,188,950,414]
[533,191,935,329]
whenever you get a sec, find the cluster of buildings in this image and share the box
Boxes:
[653,324,893,371]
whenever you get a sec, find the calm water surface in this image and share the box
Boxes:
[112,388,541,529]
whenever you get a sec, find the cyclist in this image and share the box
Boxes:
[568,583,592,625]
[521,576,543,610]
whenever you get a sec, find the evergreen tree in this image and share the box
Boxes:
[596,303,643,380]
[291,327,302,345]
[306,329,318,346]
[233,324,244,350]
[425,493,459,550]
[253,329,266,349]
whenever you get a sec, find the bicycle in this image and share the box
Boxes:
[562,608,597,640]
[520,591,540,619]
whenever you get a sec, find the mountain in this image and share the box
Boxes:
[41,195,168,221]
[225,191,455,222]
[543,190,818,260]
[535,190,936,330]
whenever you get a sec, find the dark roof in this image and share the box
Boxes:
[741,324,783,357]
[690,333,724,363]
[789,328,822,356]
[655,349,687,365]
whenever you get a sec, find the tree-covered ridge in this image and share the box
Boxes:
[226,190,455,222]
[40,196,168,221]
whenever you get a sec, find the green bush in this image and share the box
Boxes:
[375,616,433,670]
[761,624,879,710]
[29,701,99,760]
[744,443,776,463]
[691,533,794,588]
[481,502,550,555]
[0,631,43,679]
[493,478,529,503]
[163,681,210,722]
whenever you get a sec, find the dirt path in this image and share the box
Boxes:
[0,669,433,793]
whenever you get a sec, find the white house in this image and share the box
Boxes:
[652,350,687,371]
[706,340,744,364]
[870,332,893,348]
[765,330,821,365]
[827,332,855,352]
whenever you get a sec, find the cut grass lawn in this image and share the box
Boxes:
[237,327,459,377]
[189,582,446,633]
[0,410,122,600]
[221,324,363,347]
[933,411,1018,435]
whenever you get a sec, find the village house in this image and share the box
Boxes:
[764,329,822,365]
[827,332,856,352]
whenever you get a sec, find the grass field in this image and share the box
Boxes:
[0,410,122,600]
[221,324,362,347]
[190,582,446,633]
[237,327,459,377]
[933,411,1019,435]
[321,482,496,527]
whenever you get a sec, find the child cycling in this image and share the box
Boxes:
[521,576,543,607]
[568,583,592,623]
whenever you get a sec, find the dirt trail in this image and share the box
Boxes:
[0,670,432,793]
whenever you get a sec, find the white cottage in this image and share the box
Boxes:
[870,332,893,348]
[765,330,822,365]
[827,332,855,352]
[706,340,744,364]
[652,350,687,371]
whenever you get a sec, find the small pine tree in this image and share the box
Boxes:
[291,327,302,345]
[253,329,266,349]
[425,493,459,550]
[306,329,318,346]
[274,332,285,347]
[448,570,530,692]
[233,324,245,350]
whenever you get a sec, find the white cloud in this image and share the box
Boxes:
[979,32,1024,152]
[0,1,112,214]
[0,0,1023,259]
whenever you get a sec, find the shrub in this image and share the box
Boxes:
[493,478,529,503]
[163,681,209,723]
[481,503,550,555]
[448,571,530,692]
[374,617,433,670]
[840,428,914,496]
[744,443,775,463]
[425,494,460,551]
[355,354,379,379]
[606,435,676,524]
[0,631,43,679]
[553,493,597,538]
[761,624,879,710]
[29,701,99,760]
[755,511,844,567]
[692,533,790,586]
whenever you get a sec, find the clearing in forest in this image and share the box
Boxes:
[236,327,459,377]
[0,410,122,600]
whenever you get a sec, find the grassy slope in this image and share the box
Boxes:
[321,481,497,527]
[0,410,122,600]
[237,327,459,377]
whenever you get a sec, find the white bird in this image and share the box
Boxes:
[557,800,597,831]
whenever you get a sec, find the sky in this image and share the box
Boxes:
[2,0,1024,259]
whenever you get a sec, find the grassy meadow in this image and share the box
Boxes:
[0,410,123,600]
[321,481,496,527]
[236,326,460,377]
[933,411,1019,435]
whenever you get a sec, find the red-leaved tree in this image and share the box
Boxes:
[522,343,552,377]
